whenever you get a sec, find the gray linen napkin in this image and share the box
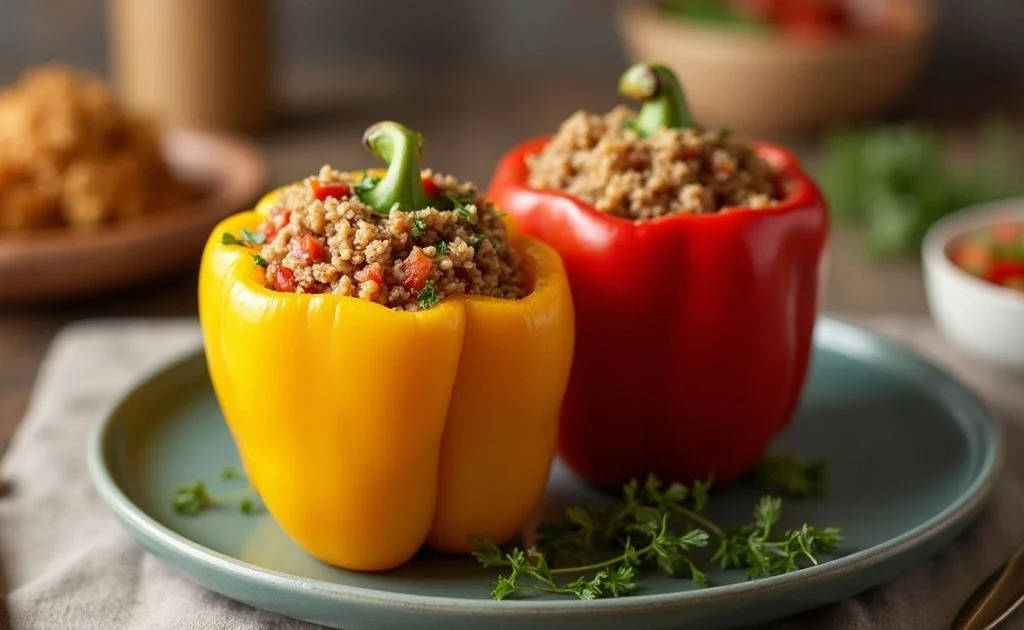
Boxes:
[1,316,1022,630]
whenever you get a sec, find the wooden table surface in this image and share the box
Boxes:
[0,69,1017,449]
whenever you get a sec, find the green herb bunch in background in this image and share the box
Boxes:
[816,117,1023,259]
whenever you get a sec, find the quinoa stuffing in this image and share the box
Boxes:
[527,105,781,220]
[526,63,784,220]
[250,165,524,311]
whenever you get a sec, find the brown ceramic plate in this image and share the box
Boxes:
[0,128,267,302]
[616,0,934,135]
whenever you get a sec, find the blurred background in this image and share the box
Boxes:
[0,0,1021,435]
[2,0,1022,88]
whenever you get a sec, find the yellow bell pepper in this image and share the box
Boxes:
[197,121,575,572]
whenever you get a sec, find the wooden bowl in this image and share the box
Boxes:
[0,128,267,303]
[616,0,935,136]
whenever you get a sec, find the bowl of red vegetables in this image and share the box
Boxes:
[923,198,1024,371]
[616,0,934,135]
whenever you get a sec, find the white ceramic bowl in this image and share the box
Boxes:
[922,198,1024,371]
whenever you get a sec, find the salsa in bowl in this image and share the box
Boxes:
[923,198,1024,370]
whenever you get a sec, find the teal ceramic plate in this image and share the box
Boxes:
[88,317,1002,630]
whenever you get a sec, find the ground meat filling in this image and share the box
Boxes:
[526,105,782,220]
[257,166,524,311]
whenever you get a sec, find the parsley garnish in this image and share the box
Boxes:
[417,281,441,310]
[495,210,508,219]
[473,466,841,600]
[252,254,269,268]
[449,196,477,225]
[221,233,246,246]
[411,217,427,238]
[436,241,450,256]
[717,127,733,141]
[221,229,265,247]
[241,228,266,245]
[468,234,485,249]
[171,481,211,516]
[171,470,260,516]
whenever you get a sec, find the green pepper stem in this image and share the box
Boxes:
[618,62,695,137]
[360,121,430,214]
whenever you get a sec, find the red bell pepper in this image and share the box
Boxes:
[487,63,829,489]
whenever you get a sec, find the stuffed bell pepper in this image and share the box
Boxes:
[198,121,575,571]
[487,63,828,489]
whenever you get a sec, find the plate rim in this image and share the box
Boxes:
[86,315,1005,617]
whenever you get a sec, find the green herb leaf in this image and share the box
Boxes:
[449,196,477,225]
[221,232,246,246]
[252,254,269,268]
[411,217,427,238]
[815,120,1024,259]
[659,0,771,31]
[241,228,266,246]
[171,472,260,516]
[222,230,265,248]
[171,481,211,516]
[436,240,450,256]
[417,281,441,310]
[494,210,508,219]
[468,234,485,250]
[470,537,508,568]
[473,459,840,601]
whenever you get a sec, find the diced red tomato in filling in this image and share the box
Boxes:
[274,208,292,226]
[290,234,327,264]
[401,249,432,292]
[258,207,291,240]
[257,219,275,239]
[355,262,384,286]
[272,266,296,292]
[421,176,439,199]
[310,179,351,202]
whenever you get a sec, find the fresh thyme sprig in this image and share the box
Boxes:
[473,471,841,601]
